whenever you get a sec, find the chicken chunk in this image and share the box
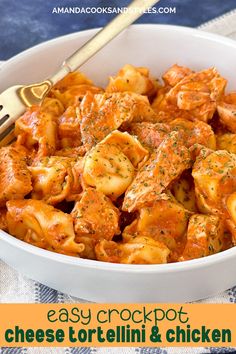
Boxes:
[153,68,226,123]
[123,132,192,212]
[162,64,193,87]
[127,122,170,150]
[0,146,32,206]
[129,118,216,151]
[95,236,170,264]
[72,188,120,258]
[180,214,224,261]
[79,92,157,150]
[72,188,120,239]
[169,118,216,149]
[6,199,84,255]
[166,67,226,122]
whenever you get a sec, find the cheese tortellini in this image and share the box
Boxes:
[192,148,236,215]
[6,199,84,255]
[15,106,58,157]
[95,236,170,264]
[29,156,82,205]
[0,146,32,206]
[216,133,236,154]
[123,193,190,261]
[106,64,158,98]
[101,130,149,168]
[83,143,134,199]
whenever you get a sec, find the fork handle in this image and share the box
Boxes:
[50,0,159,84]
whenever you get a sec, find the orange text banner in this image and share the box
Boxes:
[0,304,235,347]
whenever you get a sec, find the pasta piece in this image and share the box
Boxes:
[0,146,32,207]
[79,92,157,150]
[51,71,103,107]
[0,208,7,231]
[125,93,158,123]
[106,64,158,98]
[67,158,85,201]
[169,118,216,149]
[100,130,149,167]
[53,71,93,92]
[83,143,134,199]
[123,131,192,212]
[41,97,65,117]
[225,219,236,246]
[6,199,84,255]
[57,105,82,148]
[95,237,170,264]
[73,236,97,260]
[162,64,193,87]
[15,106,57,156]
[29,156,82,205]
[53,85,103,108]
[180,214,224,261]
[227,192,236,225]
[192,149,236,215]
[123,194,190,256]
[172,172,198,212]
[217,92,236,132]
[151,97,183,123]
[216,133,236,153]
[127,122,170,150]
[151,84,171,114]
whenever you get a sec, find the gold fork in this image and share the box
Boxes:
[0,0,159,146]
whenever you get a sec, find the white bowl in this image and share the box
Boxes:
[1,24,236,303]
